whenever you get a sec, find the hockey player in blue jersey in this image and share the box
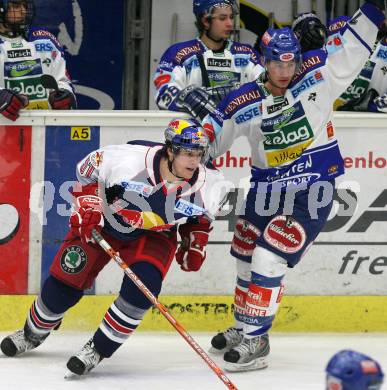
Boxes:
[0,118,230,376]
[0,0,75,121]
[202,0,386,373]
[154,0,263,119]
[326,350,384,390]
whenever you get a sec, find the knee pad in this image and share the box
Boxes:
[251,246,287,278]
[119,262,162,310]
[236,258,251,282]
[41,275,83,313]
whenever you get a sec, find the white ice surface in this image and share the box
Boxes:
[1,332,386,390]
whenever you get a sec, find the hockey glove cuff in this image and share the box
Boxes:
[69,183,104,244]
[176,218,213,272]
[0,89,28,121]
[49,89,76,110]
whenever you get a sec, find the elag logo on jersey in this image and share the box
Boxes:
[263,216,306,253]
[207,58,232,68]
[7,49,32,58]
[5,77,47,100]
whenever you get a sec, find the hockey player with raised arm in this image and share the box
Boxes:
[202,1,385,372]
[0,0,75,121]
[153,0,263,119]
[0,118,230,376]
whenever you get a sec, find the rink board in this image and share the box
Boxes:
[0,111,386,332]
[1,295,387,332]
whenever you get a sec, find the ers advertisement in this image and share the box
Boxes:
[0,126,31,294]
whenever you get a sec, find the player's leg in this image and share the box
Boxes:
[223,246,287,372]
[1,233,106,357]
[67,262,162,375]
[1,275,84,357]
[66,231,177,375]
[210,218,260,354]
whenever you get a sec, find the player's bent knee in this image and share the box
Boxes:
[251,246,287,278]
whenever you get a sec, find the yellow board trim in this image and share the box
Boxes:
[1,296,387,332]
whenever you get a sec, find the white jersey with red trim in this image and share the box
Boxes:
[0,27,74,109]
[203,4,383,191]
[76,141,231,241]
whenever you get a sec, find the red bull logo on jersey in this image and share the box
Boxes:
[117,209,169,230]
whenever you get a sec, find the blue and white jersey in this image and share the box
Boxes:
[75,141,231,241]
[154,37,263,111]
[204,4,384,192]
[368,36,387,111]
[0,27,74,109]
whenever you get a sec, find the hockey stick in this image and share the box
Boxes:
[197,54,211,88]
[41,74,59,92]
[92,229,238,390]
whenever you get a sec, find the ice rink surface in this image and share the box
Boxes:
[1,332,386,390]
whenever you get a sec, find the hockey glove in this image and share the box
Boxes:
[203,84,238,105]
[175,85,218,120]
[49,89,76,110]
[373,92,387,112]
[292,14,327,53]
[176,217,213,272]
[69,183,104,244]
[0,89,28,121]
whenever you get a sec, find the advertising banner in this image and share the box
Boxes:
[34,0,125,109]
[0,126,32,293]
[41,126,100,287]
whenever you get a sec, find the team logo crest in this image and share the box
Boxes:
[60,245,87,274]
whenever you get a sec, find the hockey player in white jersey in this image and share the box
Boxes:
[0,118,230,377]
[202,0,385,372]
[154,0,263,119]
[0,0,75,121]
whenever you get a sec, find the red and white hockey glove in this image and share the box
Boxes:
[49,89,76,110]
[69,183,104,244]
[176,217,212,272]
[0,89,29,121]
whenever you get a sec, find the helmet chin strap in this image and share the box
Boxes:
[167,156,185,180]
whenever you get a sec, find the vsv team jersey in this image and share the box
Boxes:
[0,27,73,109]
[204,4,383,192]
[334,35,387,109]
[76,141,231,241]
[154,38,263,111]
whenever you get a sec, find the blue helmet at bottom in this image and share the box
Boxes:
[326,350,384,390]
[260,27,301,63]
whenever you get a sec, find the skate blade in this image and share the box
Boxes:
[64,370,81,380]
[224,356,269,372]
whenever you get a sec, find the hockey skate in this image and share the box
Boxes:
[223,334,270,372]
[66,338,104,375]
[209,327,243,354]
[1,324,47,357]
